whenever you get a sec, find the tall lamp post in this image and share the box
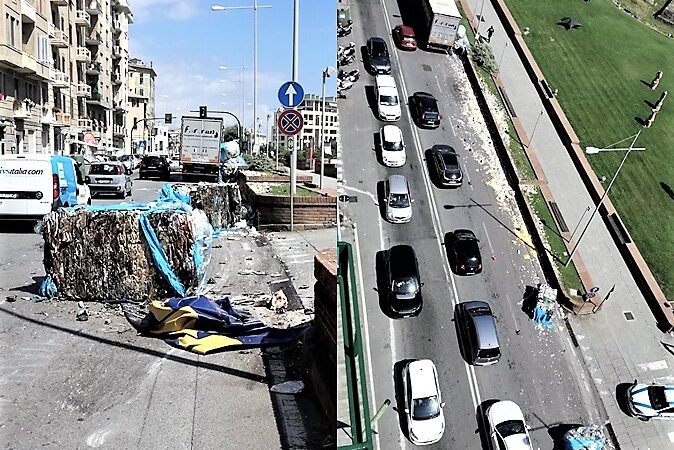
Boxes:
[320,66,336,190]
[212,1,271,160]
[266,112,271,157]
[219,66,247,137]
[564,130,645,267]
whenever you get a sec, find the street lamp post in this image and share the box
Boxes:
[266,112,271,157]
[290,0,299,231]
[212,1,271,159]
[564,130,646,267]
[219,66,247,142]
[528,109,544,149]
[320,66,336,189]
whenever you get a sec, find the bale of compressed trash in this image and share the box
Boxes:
[42,207,199,302]
[563,425,606,450]
[172,183,243,229]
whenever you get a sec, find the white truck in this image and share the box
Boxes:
[179,116,224,181]
[420,0,462,52]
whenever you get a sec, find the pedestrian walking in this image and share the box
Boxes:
[487,26,495,42]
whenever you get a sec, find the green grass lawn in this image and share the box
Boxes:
[267,184,320,197]
[504,0,674,298]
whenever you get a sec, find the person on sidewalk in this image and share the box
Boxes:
[487,26,495,42]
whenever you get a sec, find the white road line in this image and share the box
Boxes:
[352,222,381,450]
[481,222,495,254]
[463,163,473,190]
[447,116,457,136]
[343,184,379,206]
[435,74,442,94]
[505,294,521,335]
[379,0,482,416]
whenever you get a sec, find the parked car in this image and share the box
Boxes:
[86,162,132,199]
[384,244,423,317]
[485,401,533,450]
[430,144,463,187]
[393,25,417,50]
[379,125,406,168]
[626,381,674,420]
[366,37,392,74]
[455,301,501,366]
[402,359,445,445]
[410,92,441,129]
[375,75,401,122]
[169,156,181,172]
[118,155,136,172]
[445,229,482,275]
[383,174,412,223]
[139,155,170,180]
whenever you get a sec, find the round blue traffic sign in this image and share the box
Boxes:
[278,81,305,108]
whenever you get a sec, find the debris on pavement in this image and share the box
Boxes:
[270,380,304,394]
[238,269,267,276]
[563,425,607,450]
[171,182,243,230]
[271,289,288,313]
[531,283,559,330]
[6,295,17,302]
[76,309,89,321]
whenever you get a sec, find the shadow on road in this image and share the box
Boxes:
[547,423,584,450]
[11,276,44,296]
[393,358,415,444]
[376,180,387,222]
[521,285,538,320]
[364,85,378,120]
[375,249,397,320]
[476,400,500,450]
[0,220,40,235]
[452,304,472,365]
[615,382,636,419]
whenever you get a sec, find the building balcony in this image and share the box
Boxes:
[75,10,90,27]
[76,83,92,98]
[112,46,122,59]
[54,111,71,127]
[113,0,131,14]
[50,29,68,47]
[112,20,122,34]
[112,72,122,85]
[75,47,91,62]
[50,0,67,6]
[113,100,124,111]
[20,53,50,80]
[78,118,93,129]
[113,125,125,137]
[86,1,102,15]
[0,44,22,69]
[47,22,55,37]
[86,61,101,76]
[49,68,69,88]
[13,100,34,119]
[21,0,36,23]
[85,31,102,46]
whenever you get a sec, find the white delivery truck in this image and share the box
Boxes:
[179,116,224,181]
[420,0,462,52]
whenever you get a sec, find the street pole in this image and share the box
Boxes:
[497,41,508,75]
[320,70,327,189]
[569,205,591,242]
[253,0,258,157]
[290,0,299,231]
[528,110,544,149]
[275,110,279,170]
[565,131,641,267]
[266,113,271,157]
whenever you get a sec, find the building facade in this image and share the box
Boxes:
[272,93,339,157]
[127,57,155,154]
[0,0,132,156]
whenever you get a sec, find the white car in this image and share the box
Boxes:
[627,381,674,420]
[375,75,401,122]
[380,125,406,167]
[169,156,181,172]
[486,401,533,450]
[403,359,445,445]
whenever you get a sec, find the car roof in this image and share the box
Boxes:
[389,245,418,278]
[433,144,455,154]
[488,400,524,424]
[382,125,402,142]
[376,74,396,88]
[630,384,674,411]
[387,174,408,194]
[408,359,438,398]
[472,314,499,349]
[369,36,386,46]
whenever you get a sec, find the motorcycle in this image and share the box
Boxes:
[338,24,352,37]
[337,78,354,91]
[338,54,355,66]
[338,68,359,81]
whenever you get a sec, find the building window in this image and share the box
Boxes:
[139,88,144,96]
[37,35,49,63]
[6,14,17,48]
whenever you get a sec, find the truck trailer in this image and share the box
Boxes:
[179,116,224,181]
[420,0,462,52]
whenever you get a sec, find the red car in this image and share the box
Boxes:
[393,25,417,50]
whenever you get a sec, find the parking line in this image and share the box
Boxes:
[343,184,379,206]
[481,222,495,254]
[463,163,473,190]
[447,116,457,137]
[435,74,443,94]
[505,294,521,335]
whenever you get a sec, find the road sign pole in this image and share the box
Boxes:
[289,137,295,231]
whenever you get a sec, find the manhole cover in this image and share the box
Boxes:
[623,311,635,321]
[422,64,432,72]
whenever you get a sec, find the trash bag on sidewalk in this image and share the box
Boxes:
[124,295,309,355]
[563,425,607,450]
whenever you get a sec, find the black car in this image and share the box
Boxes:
[385,245,423,317]
[445,229,482,275]
[430,144,463,187]
[366,37,392,74]
[139,155,170,180]
[410,92,441,129]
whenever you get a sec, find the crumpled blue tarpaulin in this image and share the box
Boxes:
[532,305,554,329]
[126,295,308,354]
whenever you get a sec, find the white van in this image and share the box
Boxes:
[375,75,401,122]
[0,154,89,221]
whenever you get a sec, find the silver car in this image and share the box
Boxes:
[86,162,133,199]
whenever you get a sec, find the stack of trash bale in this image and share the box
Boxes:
[563,425,607,450]
[42,206,199,302]
[172,183,243,229]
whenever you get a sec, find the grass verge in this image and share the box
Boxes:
[267,184,320,197]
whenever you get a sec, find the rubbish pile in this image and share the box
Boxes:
[172,182,243,230]
[563,425,607,450]
[531,283,559,330]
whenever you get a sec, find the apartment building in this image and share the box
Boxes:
[127,56,155,154]
[272,93,339,155]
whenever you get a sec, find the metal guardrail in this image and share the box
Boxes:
[337,241,374,450]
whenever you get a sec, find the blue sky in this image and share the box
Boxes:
[129,0,337,131]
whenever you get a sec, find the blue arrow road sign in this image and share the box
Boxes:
[278,81,305,108]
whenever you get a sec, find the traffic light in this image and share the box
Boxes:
[199,106,207,118]
[165,113,172,124]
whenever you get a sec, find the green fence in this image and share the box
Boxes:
[337,241,374,450]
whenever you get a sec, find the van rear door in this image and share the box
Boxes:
[0,156,54,219]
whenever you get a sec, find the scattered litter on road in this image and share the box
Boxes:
[563,425,607,449]
[271,289,288,313]
[6,295,17,302]
[207,278,216,284]
[238,269,267,276]
[76,309,89,321]
[270,272,284,278]
[270,380,304,394]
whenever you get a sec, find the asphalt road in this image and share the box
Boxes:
[338,1,602,448]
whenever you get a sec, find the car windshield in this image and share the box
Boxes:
[413,396,440,420]
[389,193,410,208]
[392,277,418,294]
[380,95,399,106]
[649,386,669,410]
[441,152,458,168]
[495,420,526,438]
[372,42,388,57]
[383,140,403,151]
[477,346,500,359]
[90,164,122,175]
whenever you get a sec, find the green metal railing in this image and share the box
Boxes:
[337,241,374,450]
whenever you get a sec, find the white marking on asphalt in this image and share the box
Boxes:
[352,222,381,450]
[447,116,457,137]
[481,222,495,254]
[434,74,442,94]
[463,163,473,190]
[637,360,669,372]
[86,428,113,448]
[667,431,674,443]
[343,184,379,206]
[380,0,482,417]
[505,294,521,335]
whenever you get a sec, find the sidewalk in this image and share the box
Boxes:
[466,1,674,448]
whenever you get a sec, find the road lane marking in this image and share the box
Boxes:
[352,222,382,450]
[481,222,495,254]
[343,184,379,206]
[505,294,521,335]
[463,163,473,190]
[447,116,457,136]
[637,360,668,371]
[379,0,482,418]
[435,74,442,94]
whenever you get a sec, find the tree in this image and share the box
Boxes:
[222,125,239,142]
[244,154,275,173]
[471,41,498,74]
